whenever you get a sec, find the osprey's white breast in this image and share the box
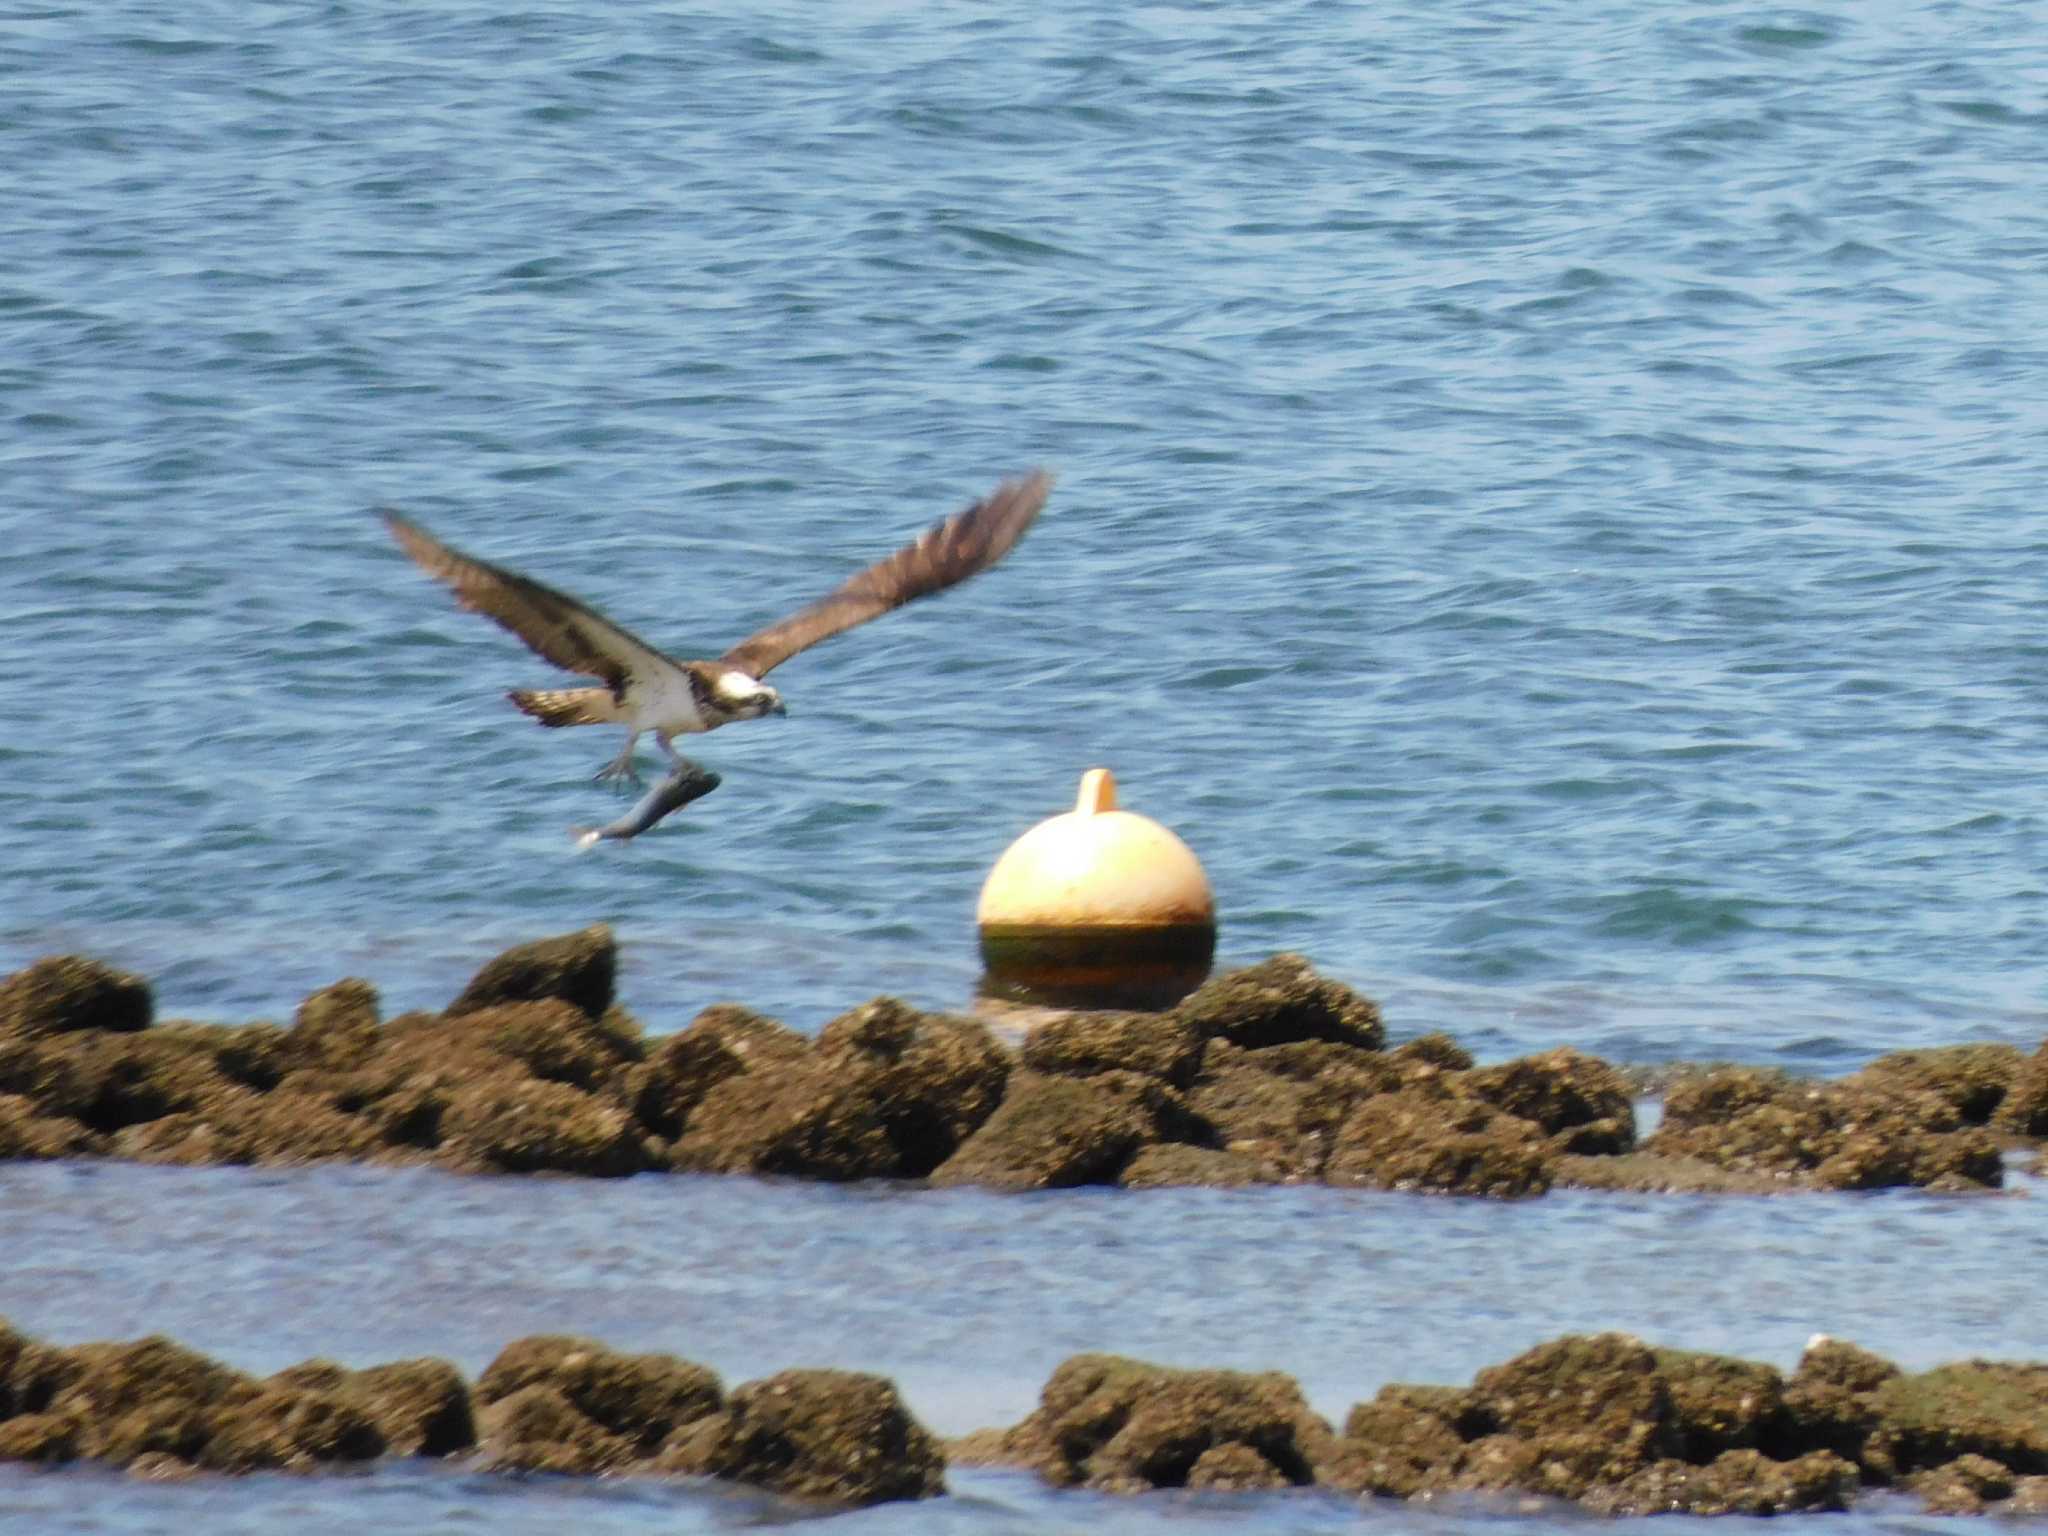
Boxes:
[628,666,713,735]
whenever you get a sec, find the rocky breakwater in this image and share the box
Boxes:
[956,1332,2048,1517]
[9,1315,2048,1516]
[0,1316,938,1504]
[1,931,2042,1194]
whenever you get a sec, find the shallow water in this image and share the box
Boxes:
[4,0,2048,1527]
[2,1159,2045,1532]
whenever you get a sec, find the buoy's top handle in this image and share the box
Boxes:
[1076,768,1117,816]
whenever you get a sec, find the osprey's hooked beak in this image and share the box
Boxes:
[771,700,788,717]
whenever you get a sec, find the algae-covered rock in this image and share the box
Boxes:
[1021,1009,1206,1089]
[669,1054,896,1180]
[633,1005,808,1140]
[269,1356,475,1458]
[1323,1390,1470,1499]
[0,956,152,1038]
[929,1070,1202,1191]
[1462,1047,1635,1154]
[288,979,382,1072]
[1851,1044,2022,1126]
[1996,1039,2048,1136]
[814,998,1010,1174]
[475,1335,721,1472]
[1870,1360,2048,1478]
[989,1353,1334,1492]
[1586,1447,1858,1516]
[1173,955,1385,1052]
[1118,1142,1278,1189]
[1647,1067,2001,1191]
[447,925,616,1022]
[470,999,642,1093]
[437,1074,652,1177]
[0,1094,103,1160]
[1325,1090,1554,1198]
[1185,1039,1400,1181]
[1780,1335,1902,1466]
[659,1368,944,1505]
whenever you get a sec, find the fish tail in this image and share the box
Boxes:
[570,826,605,851]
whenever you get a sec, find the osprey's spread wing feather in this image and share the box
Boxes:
[719,468,1051,679]
[380,511,681,696]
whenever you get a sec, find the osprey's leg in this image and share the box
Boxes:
[594,730,644,786]
[655,730,686,769]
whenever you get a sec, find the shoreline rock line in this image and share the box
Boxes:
[2,929,2042,1195]
[3,1318,2046,1516]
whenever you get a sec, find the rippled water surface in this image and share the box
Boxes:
[4,0,2048,1529]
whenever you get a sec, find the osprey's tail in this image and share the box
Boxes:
[508,687,619,728]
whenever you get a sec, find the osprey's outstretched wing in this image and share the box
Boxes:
[380,511,681,697]
[718,469,1051,680]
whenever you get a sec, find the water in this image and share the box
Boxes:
[3,0,2048,1529]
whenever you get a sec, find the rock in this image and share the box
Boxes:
[0,1330,397,1474]
[988,1353,1334,1492]
[1652,1347,1787,1462]
[447,926,616,1022]
[813,998,1010,1173]
[1118,1142,1278,1189]
[203,1386,386,1470]
[1852,1044,2022,1126]
[1552,1150,1790,1195]
[1646,1068,2002,1191]
[1390,1032,1474,1072]
[930,1071,1203,1191]
[0,956,152,1038]
[1461,1047,1635,1153]
[1185,1039,1401,1181]
[1186,1441,1293,1489]
[1868,1360,2048,1478]
[0,1094,103,1160]
[1020,1009,1206,1089]
[1996,1039,2048,1135]
[1780,1335,1902,1465]
[437,1074,652,1177]
[632,1005,809,1140]
[1323,1386,1475,1499]
[270,1356,475,1457]
[1325,1090,1555,1198]
[477,1384,633,1475]
[475,1335,721,1472]
[1463,1333,1673,1495]
[669,1054,896,1180]
[1173,955,1385,1052]
[470,999,642,1093]
[64,1032,249,1137]
[1587,1447,1858,1515]
[659,1368,943,1505]
[1909,1451,2016,1514]
[288,979,382,1072]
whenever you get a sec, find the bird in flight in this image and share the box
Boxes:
[381,469,1051,793]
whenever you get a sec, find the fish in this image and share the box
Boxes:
[571,761,722,849]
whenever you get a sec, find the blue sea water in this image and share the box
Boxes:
[3,1,2048,1531]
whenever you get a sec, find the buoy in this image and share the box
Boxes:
[976,768,1216,1009]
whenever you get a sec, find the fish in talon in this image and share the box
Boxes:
[572,762,722,848]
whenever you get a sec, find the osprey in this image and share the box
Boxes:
[381,469,1051,792]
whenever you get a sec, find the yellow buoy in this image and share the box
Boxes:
[976,768,1216,1009]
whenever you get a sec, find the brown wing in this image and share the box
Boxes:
[380,510,682,695]
[719,468,1052,679]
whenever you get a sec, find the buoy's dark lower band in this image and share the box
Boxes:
[977,923,1217,1010]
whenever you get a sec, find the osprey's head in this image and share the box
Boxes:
[715,671,787,721]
